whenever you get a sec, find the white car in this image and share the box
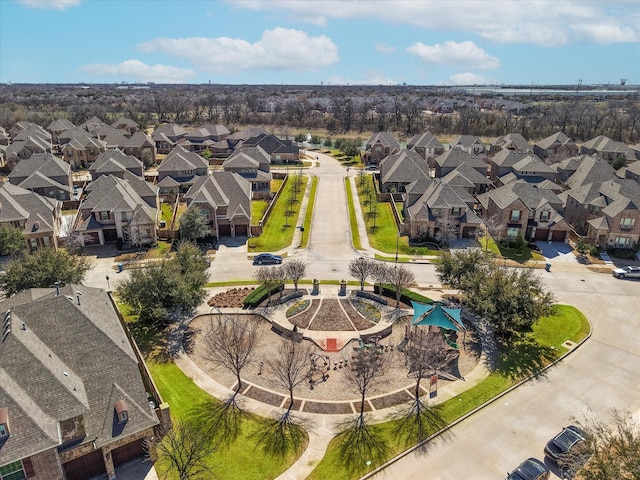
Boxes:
[612,265,640,279]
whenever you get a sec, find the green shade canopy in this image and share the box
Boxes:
[411,301,465,332]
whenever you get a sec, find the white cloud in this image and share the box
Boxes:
[137,28,338,73]
[18,0,80,9]
[448,73,493,85]
[78,60,196,83]
[225,0,640,47]
[326,72,398,86]
[407,41,500,70]
[375,43,395,53]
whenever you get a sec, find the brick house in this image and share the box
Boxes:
[449,135,485,155]
[490,133,531,155]
[379,149,430,193]
[364,132,401,165]
[8,153,73,201]
[222,146,272,192]
[89,149,144,181]
[434,148,486,178]
[406,132,445,167]
[477,181,570,242]
[151,124,188,154]
[59,129,106,169]
[241,133,300,163]
[0,284,169,480]
[533,131,578,160]
[157,146,209,196]
[580,135,635,162]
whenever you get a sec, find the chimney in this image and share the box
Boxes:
[54,282,60,296]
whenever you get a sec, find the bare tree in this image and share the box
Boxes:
[284,259,306,292]
[267,337,313,417]
[434,210,459,248]
[348,257,375,291]
[371,262,391,295]
[483,212,507,251]
[254,266,282,305]
[387,265,415,307]
[156,420,214,480]
[202,314,259,403]
[343,348,386,429]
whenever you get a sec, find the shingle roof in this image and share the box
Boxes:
[184,172,251,220]
[8,152,70,182]
[565,156,616,189]
[435,148,485,170]
[441,162,492,188]
[223,146,271,170]
[535,131,573,150]
[0,285,158,465]
[158,146,208,173]
[366,132,401,150]
[0,183,59,234]
[482,180,563,211]
[90,149,143,176]
[380,149,429,185]
[407,132,443,150]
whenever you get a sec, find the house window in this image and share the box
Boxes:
[99,211,110,221]
[452,207,462,216]
[29,238,37,250]
[43,236,50,246]
[614,237,631,248]
[200,209,209,220]
[0,460,26,480]
[620,218,635,230]
[0,424,7,437]
[540,211,550,221]
[67,150,73,157]
[506,227,519,239]
[510,210,521,221]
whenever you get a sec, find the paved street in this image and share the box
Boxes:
[80,152,640,480]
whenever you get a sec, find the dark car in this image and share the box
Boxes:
[506,457,550,480]
[252,253,283,265]
[612,265,640,279]
[544,425,587,461]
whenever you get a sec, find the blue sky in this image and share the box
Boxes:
[1,0,638,86]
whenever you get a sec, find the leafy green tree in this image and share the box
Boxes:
[0,226,25,257]
[1,248,92,296]
[179,207,210,242]
[611,155,628,170]
[201,148,212,160]
[323,137,333,148]
[435,250,494,290]
[116,242,208,325]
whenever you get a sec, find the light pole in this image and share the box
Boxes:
[298,225,305,246]
[105,275,110,291]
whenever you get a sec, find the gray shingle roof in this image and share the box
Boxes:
[158,146,208,173]
[483,180,563,211]
[565,156,616,189]
[185,172,251,219]
[0,183,59,234]
[380,149,429,185]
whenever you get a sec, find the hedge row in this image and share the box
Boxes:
[377,284,433,305]
[243,284,284,308]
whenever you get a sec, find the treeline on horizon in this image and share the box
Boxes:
[1,83,638,144]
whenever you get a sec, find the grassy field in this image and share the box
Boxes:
[345,178,362,250]
[307,304,590,480]
[248,175,308,252]
[300,176,318,248]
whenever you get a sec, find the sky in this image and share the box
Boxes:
[0,0,638,86]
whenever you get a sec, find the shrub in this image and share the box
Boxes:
[378,284,433,305]
[242,284,283,308]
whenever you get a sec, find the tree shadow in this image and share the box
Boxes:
[495,337,558,381]
[393,400,449,445]
[336,417,389,476]
[252,411,308,458]
[187,396,246,448]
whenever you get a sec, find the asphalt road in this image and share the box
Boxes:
[81,152,640,479]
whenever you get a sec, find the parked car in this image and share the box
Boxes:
[506,457,550,480]
[544,425,587,461]
[612,265,640,279]
[252,253,283,265]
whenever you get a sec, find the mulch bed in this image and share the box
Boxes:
[302,401,354,415]
[208,287,255,308]
[308,299,355,331]
[340,298,376,330]
[243,386,286,407]
[289,299,321,328]
[369,390,414,410]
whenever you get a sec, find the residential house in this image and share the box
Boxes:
[79,116,108,136]
[202,124,230,142]
[449,135,485,155]
[404,179,482,241]
[490,133,531,155]
[559,155,617,190]
[157,146,209,196]
[183,172,252,238]
[8,153,73,201]
[183,125,230,152]
[496,154,555,186]
[364,132,401,165]
[0,284,167,480]
[489,150,530,181]
[46,118,75,144]
[59,129,106,169]
[241,133,300,163]
[406,132,445,167]
[0,126,9,146]
[225,127,268,151]
[403,176,432,213]
[111,117,139,137]
[440,162,493,195]
[75,172,158,246]
[222,146,272,192]
[89,149,144,181]
[0,182,62,250]
[621,161,640,184]
[379,149,430,193]
[564,179,640,249]
[9,121,36,138]
[151,124,187,154]
[580,135,635,162]
[4,133,52,171]
[533,131,578,160]
[121,131,156,166]
[477,180,570,242]
[434,148,486,178]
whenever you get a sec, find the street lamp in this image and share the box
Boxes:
[297,225,305,246]
[105,275,110,291]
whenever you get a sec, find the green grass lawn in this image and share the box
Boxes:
[300,176,318,248]
[251,199,269,225]
[271,179,284,193]
[307,304,590,480]
[345,178,362,250]
[160,202,173,224]
[248,176,308,252]
[148,361,307,480]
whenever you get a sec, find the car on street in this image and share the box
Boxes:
[252,253,283,265]
[506,457,550,480]
[612,265,640,279]
[544,425,587,461]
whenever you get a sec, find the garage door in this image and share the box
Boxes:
[535,228,549,241]
[112,438,146,467]
[63,450,105,480]
[551,230,567,242]
[234,224,248,237]
[84,231,100,245]
[218,224,231,236]
[103,228,118,242]
[461,226,477,238]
